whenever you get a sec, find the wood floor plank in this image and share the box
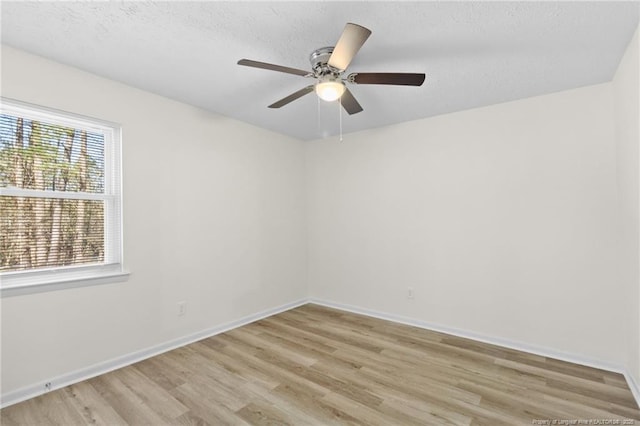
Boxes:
[168,383,249,425]
[319,391,403,426]
[378,393,472,426]
[2,303,639,425]
[62,381,128,425]
[213,340,331,397]
[235,401,295,426]
[132,357,187,391]
[271,382,361,425]
[1,398,47,425]
[495,358,639,408]
[88,374,170,425]
[113,366,190,420]
[226,327,319,367]
[169,411,211,426]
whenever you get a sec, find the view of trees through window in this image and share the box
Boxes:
[0,113,106,272]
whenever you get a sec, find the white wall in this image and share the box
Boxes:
[613,26,640,384]
[0,46,307,395]
[307,83,626,367]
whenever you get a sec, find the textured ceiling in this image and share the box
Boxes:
[1,2,639,141]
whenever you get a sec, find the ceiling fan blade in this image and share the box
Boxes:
[349,73,426,86]
[340,88,363,115]
[268,85,315,108]
[328,23,372,71]
[238,59,311,77]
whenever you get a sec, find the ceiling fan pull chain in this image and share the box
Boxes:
[339,96,343,142]
[317,95,321,135]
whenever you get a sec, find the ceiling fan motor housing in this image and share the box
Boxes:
[310,47,342,78]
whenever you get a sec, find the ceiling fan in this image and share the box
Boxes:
[237,23,425,115]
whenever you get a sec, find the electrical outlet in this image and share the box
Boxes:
[178,301,186,316]
[44,382,52,392]
[407,287,414,299]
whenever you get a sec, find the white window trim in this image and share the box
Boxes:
[0,98,128,297]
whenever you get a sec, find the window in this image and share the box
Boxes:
[0,98,125,294]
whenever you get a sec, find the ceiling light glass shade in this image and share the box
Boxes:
[315,81,346,102]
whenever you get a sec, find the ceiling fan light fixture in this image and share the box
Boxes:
[315,81,346,102]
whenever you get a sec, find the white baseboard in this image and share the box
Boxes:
[0,298,308,409]
[310,298,640,409]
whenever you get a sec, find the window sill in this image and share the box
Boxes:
[1,267,130,297]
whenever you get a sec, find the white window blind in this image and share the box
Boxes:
[0,98,124,293]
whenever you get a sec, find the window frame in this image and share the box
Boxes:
[0,98,127,296]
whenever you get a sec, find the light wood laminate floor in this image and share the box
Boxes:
[1,304,639,425]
